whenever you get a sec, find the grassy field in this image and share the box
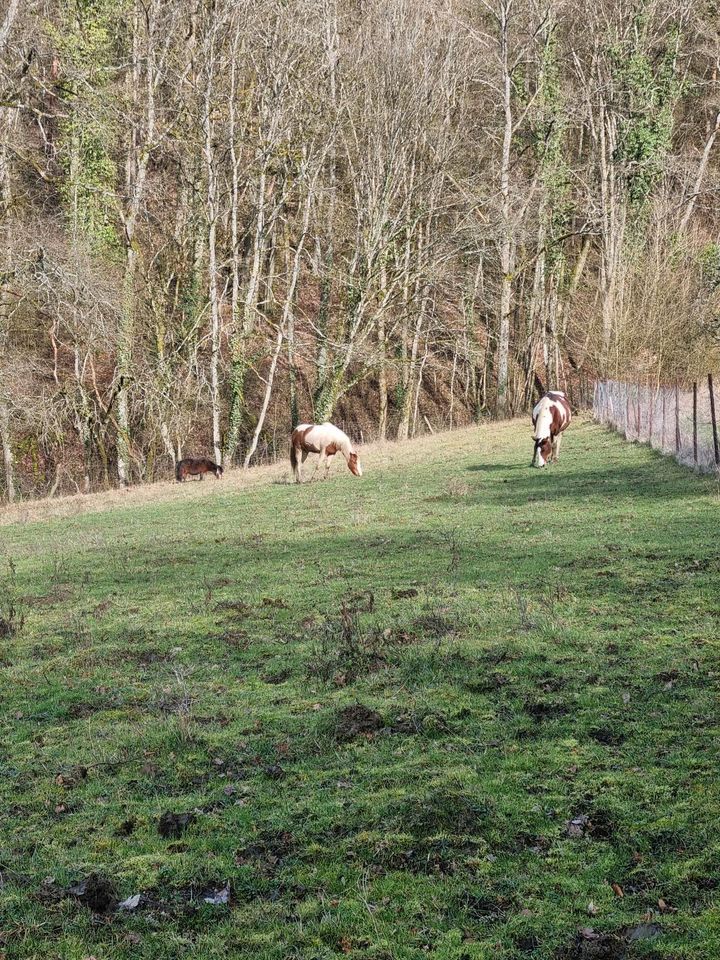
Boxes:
[1,419,719,960]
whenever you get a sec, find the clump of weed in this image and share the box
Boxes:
[0,559,25,638]
[513,588,537,631]
[307,605,392,684]
[446,477,470,498]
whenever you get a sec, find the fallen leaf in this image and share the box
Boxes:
[587,901,598,916]
[203,882,230,905]
[626,922,662,942]
[566,814,590,838]
[118,893,141,911]
[611,883,624,898]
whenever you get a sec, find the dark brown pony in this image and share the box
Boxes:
[175,458,224,482]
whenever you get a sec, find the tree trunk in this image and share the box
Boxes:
[225,165,268,462]
[496,0,515,419]
[116,244,136,486]
[679,110,720,235]
[203,59,222,464]
[377,311,388,440]
[0,397,14,501]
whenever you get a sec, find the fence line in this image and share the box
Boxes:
[593,377,720,473]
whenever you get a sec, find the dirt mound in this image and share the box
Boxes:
[334,704,384,741]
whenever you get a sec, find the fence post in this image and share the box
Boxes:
[709,374,720,467]
[675,383,681,455]
[626,385,631,439]
[693,381,698,464]
[661,388,666,450]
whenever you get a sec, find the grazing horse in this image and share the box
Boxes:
[531,391,571,467]
[176,457,224,482]
[290,423,362,483]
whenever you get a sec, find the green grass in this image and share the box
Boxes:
[1,419,719,960]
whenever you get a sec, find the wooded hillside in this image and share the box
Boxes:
[1,0,719,498]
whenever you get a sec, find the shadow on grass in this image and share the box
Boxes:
[466,463,528,473]
[466,455,709,506]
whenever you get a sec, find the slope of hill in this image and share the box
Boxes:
[1,421,718,959]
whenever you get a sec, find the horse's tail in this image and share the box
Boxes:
[290,444,298,473]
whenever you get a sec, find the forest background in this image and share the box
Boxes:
[1,0,719,499]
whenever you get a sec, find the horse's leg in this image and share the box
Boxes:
[554,433,562,462]
[324,453,334,480]
[296,448,308,483]
[311,450,325,482]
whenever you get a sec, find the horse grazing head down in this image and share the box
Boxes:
[531,391,571,467]
[532,435,553,468]
[176,457,224,482]
[290,423,362,482]
[348,450,363,477]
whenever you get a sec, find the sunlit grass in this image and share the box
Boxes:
[1,419,718,959]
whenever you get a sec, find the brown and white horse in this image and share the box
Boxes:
[290,423,362,483]
[531,391,571,467]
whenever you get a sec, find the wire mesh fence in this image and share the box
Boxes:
[593,377,720,473]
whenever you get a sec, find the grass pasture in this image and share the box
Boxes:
[1,419,719,960]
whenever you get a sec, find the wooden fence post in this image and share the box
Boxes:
[693,382,698,464]
[675,383,681,454]
[709,374,720,466]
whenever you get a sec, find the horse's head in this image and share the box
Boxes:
[532,435,552,468]
[347,450,363,477]
[215,464,224,478]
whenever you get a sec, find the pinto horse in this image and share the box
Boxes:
[176,457,224,482]
[290,423,362,483]
[531,391,571,467]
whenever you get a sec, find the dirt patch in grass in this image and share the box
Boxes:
[556,924,663,960]
[464,671,510,693]
[589,727,625,747]
[66,873,118,913]
[158,811,195,839]
[334,704,385,742]
[457,891,510,922]
[525,699,570,722]
[235,830,295,876]
[394,788,492,838]
[263,668,293,684]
